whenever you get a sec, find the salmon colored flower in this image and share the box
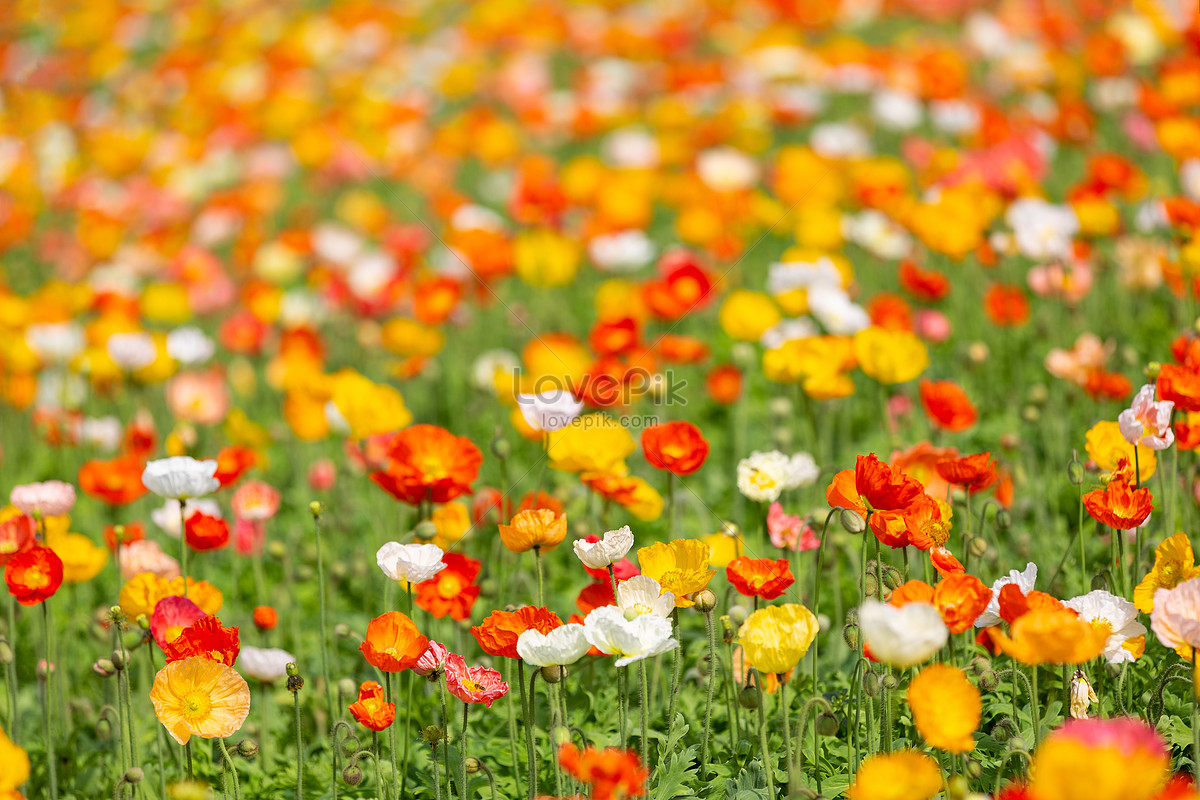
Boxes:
[4,546,64,606]
[907,664,980,753]
[988,608,1107,665]
[471,607,563,659]
[1084,479,1153,529]
[919,380,978,432]
[1028,718,1170,800]
[444,654,508,707]
[184,511,230,551]
[348,680,395,731]
[150,657,251,745]
[360,611,429,673]
[640,421,710,476]
[558,742,648,800]
[162,615,240,666]
[231,480,281,522]
[932,574,993,634]
[637,539,716,608]
[935,452,997,493]
[499,509,567,553]
[726,557,795,601]
[415,553,482,621]
[370,424,483,506]
[1135,532,1200,613]
[766,503,820,552]
[79,455,149,506]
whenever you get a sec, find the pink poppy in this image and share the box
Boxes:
[308,459,337,491]
[231,480,281,522]
[119,540,180,580]
[166,369,231,426]
[444,654,509,707]
[232,519,266,556]
[10,481,76,518]
[766,503,820,553]
[150,595,206,648]
[414,642,449,677]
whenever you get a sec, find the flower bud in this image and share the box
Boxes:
[342,765,364,786]
[968,536,988,558]
[882,566,903,590]
[238,739,259,759]
[465,757,482,774]
[728,605,748,626]
[1091,573,1109,592]
[738,686,759,709]
[490,434,511,460]
[38,660,54,680]
[414,520,438,541]
[842,623,859,650]
[338,678,356,698]
[946,775,970,800]
[862,575,879,597]
[1067,456,1084,486]
[862,671,881,698]
[540,665,565,684]
[479,578,498,599]
[0,641,11,665]
[767,397,793,418]
[815,713,839,737]
[1027,384,1049,404]
[136,614,150,630]
[334,623,354,639]
[840,509,866,534]
[1021,405,1040,423]
[123,767,144,784]
[111,650,126,670]
[1008,736,1027,752]
[693,589,717,613]
[720,615,733,643]
[267,541,288,559]
[309,501,324,518]
[287,675,304,692]
[551,726,572,747]
[995,509,1011,530]
[93,659,116,678]
[772,427,794,449]
[991,717,1017,743]
[965,759,982,780]
[880,673,899,690]
[1145,362,1162,380]
[96,715,113,740]
[967,655,991,676]
[978,671,1000,692]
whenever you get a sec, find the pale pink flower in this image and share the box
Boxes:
[444,654,509,707]
[166,369,231,426]
[1150,577,1200,651]
[766,503,820,553]
[232,519,266,556]
[308,459,337,491]
[1119,384,1174,450]
[10,481,76,517]
[231,480,281,522]
[414,642,449,677]
[913,310,951,344]
[119,540,181,580]
[1026,260,1093,304]
[1045,333,1113,387]
[1053,717,1167,760]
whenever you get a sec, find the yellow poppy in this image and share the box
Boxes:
[150,657,251,745]
[853,327,929,386]
[1134,532,1200,613]
[0,724,29,793]
[906,664,980,753]
[638,539,716,607]
[1085,420,1156,483]
[737,604,818,675]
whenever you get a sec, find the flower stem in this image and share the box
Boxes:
[439,674,453,799]
[666,608,682,736]
[754,670,775,800]
[430,739,441,800]
[178,500,190,599]
[185,741,194,781]
[385,672,401,800]
[7,595,18,743]
[780,676,794,786]
[1030,665,1042,749]
[519,661,536,799]
[259,682,271,774]
[312,510,334,721]
[292,687,303,800]
[146,646,167,800]
[41,601,58,800]
[534,548,545,608]
[666,472,676,540]
[724,637,738,751]
[460,702,470,800]
[639,660,649,768]
[700,611,717,777]
[218,738,241,800]
[1192,648,1198,788]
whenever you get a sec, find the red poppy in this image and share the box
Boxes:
[997,585,1064,624]
[4,545,63,605]
[576,581,616,614]
[826,468,910,549]
[654,334,709,364]
[590,317,640,357]
[984,284,1030,327]
[936,452,998,493]
[348,680,396,731]
[185,512,230,551]
[867,293,913,331]
[1083,479,1153,530]
[558,742,648,800]
[919,380,978,433]
[213,445,257,488]
[0,514,36,566]
[855,454,923,511]
[1176,417,1200,451]
[414,553,481,621]
[930,547,964,578]
[471,607,563,659]
[413,277,462,325]
[79,455,149,506]
[103,521,146,552]
[1085,368,1133,401]
[162,615,241,665]
[371,425,483,506]
[726,557,795,600]
[641,421,709,476]
[1159,364,1200,412]
[642,250,714,321]
[705,364,743,404]
[898,260,950,303]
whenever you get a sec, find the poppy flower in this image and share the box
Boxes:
[848,750,942,800]
[932,574,993,633]
[103,521,145,553]
[638,539,716,607]
[919,380,978,432]
[471,607,563,659]
[150,657,251,745]
[705,364,743,404]
[444,654,509,707]
[936,452,998,493]
[855,454,923,511]
[79,455,149,506]
[1134,532,1200,613]
[1157,364,1200,412]
[988,608,1107,665]
[4,546,64,606]
[737,604,818,674]
[414,553,482,621]
[213,446,257,488]
[370,425,483,506]
[558,742,648,800]
[162,615,241,666]
[360,611,429,673]
[641,421,710,476]
[1083,479,1153,530]
[906,664,981,753]
[515,490,565,517]
[0,514,35,567]
[348,680,396,731]
[898,260,950,303]
[498,509,568,553]
[253,606,278,631]
[184,511,230,551]
[726,557,795,600]
[984,284,1030,326]
[827,468,912,548]
[903,495,951,552]
[150,595,206,648]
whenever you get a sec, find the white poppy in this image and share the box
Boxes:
[516,391,583,433]
[517,624,591,667]
[142,457,221,500]
[376,542,447,585]
[1064,590,1147,665]
[858,600,947,668]
[106,331,159,372]
[239,646,296,683]
[167,327,215,365]
[616,575,675,619]
[975,563,1039,627]
[582,606,677,667]
[573,526,634,569]
[26,322,85,363]
[588,230,655,273]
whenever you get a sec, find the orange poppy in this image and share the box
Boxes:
[984,284,1030,327]
[471,606,563,659]
[855,454,923,511]
[0,514,36,567]
[1176,415,1200,450]
[414,553,481,621]
[919,380,978,433]
[826,468,910,549]
[213,445,257,488]
[79,455,149,506]
[558,742,647,800]
[655,334,709,365]
[498,508,567,553]
[1085,368,1133,401]
[1158,364,1200,412]
[705,364,743,404]
[997,585,1064,624]
[348,680,396,731]
[253,606,278,631]
[1083,479,1153,530]
[903,495,951,551]
[4,546,63,606]
[589,317,640,357]
[370,424,483,506]
[725,557,795,601]
[184,512,230,551]
[936,452,998,493]
[889,442,959,500]
[931,547,965,578]
[360,611,429,673]
[933,574,993,633]
[867,293,913,331]
[898,260,950,303]
[162,615,240,666]
[103,521,145,552]
[641,421,709,476]
[515,491,565,517]
[889,579,935,607]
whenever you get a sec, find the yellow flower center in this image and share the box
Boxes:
[180,691,212,722]
[1091,618,1113,638]
[462,678,483,692]
[438,573,466,599]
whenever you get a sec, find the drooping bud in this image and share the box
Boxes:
[862,670,881,698]
[465,757,482,774]
[842,623,859,650]
[342,765,364,786]
[93,659,116,678]
[123,767,144,784]
[111,650,126,671]
[540,665,564,684]
[551,727,572,747]
[738,686,759,709]
[840,509,866,534]
[237,739,259,759]
[728,605,748,626]
[1067,452,1085,486]
[968,537,988,558]
[978,671,1000,692]
[490,434,511,460]
[880,673,899,691]
[815,713,839,737]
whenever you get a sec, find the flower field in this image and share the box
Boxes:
[7,0,1200,798]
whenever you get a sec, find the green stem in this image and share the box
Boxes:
[780,677,794,787]
[313,511,334,722]
[385,673,400,800]
[217,738,241,800]
[185,740,194,781]
[1030,665,1042,749]
[504,661,522,798]
[461,702,470,800]
[259,682,272,774]
[522,662,537,799]
[146,647,167,800]
[292,688,303,800]
[5,595,16,743]
[666,608,681,736]
[755,671,776,799]
[701,611,717,777]
[639,660,649,768]
[440,675,453,800]
[534,548,545,608]
[666,472,676,540]
[41,601,58,800]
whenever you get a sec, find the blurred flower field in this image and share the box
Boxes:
[6,0,1200,798]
